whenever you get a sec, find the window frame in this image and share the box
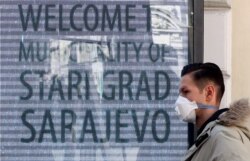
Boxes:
[188,0,204,147]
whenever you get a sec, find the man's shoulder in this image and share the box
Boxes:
[210,123,243,141]
[201,99,250,140]
[197,120,243,146]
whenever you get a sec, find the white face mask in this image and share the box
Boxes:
[174,95,217,124]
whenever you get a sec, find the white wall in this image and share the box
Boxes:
[204,0,231,108]
[231,0,250,101]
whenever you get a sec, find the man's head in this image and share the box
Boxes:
[179,63,225,107]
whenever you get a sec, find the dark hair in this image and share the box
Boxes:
[181,62,225,102]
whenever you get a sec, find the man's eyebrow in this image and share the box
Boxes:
[179,87,185,93]
[179,86,187,93]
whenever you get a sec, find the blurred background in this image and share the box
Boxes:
[204,0,250,107]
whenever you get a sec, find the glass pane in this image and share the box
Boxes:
[0,0,189,161]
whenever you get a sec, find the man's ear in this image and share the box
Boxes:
[205,85,215,103]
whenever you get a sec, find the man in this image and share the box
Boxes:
[175,63,250,161]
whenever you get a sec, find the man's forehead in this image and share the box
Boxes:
[179,74,195,88]
[180,74,194,84]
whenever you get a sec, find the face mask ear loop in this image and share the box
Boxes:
[196,103,217,110]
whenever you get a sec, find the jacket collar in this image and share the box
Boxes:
[197,108,229,136]
[183,99,250,161]
[218,99,250,139]
[184,121,216,161]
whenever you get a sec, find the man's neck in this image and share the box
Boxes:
[196,109,217,129]
[196,108,229,135]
